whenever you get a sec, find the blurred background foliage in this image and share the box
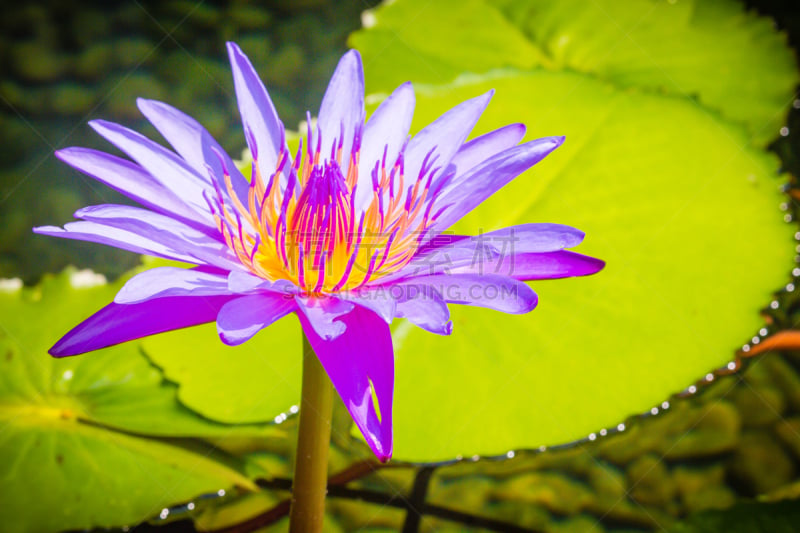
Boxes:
[0,0,379,282]
[3,0,800,532]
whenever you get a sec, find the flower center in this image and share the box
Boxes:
[208,120,439,294]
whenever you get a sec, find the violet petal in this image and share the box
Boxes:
[295,295,355,340]
[450,250,606,281]
[440,123,526,191]
[404,90,493,189]
[389,223,585,282]
[50,295,237,357]
[317,50,364,175]
[226,42,288,184]
[70,204,243,271]
[227,270,299,295]
[298,305,394,462]
[34,222,207,266]
[54,147,206,229]
[355,81,415,211]
[399,273,538,314]
[89,119,216,224]
[394,284,452,335]
[115,267,231,304]
[216,293,297,345]
[137,98,250,203]
[339,288,397,324]
[429,136,565,236]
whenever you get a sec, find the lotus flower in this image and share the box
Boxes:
[35,43,604,461]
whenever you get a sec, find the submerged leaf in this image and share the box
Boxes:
[667,498,800,532]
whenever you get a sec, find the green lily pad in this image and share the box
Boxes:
[141,311,302,426]
[351,0,797,146]
[385,69,792,461]
[0,269,260,532]
[352,0,543,89]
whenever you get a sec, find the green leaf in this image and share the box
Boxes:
[141,315,302,425]
[352,0,543,89]
[351,0,798,145]
[0,269,259,532]
[381,69,793,461]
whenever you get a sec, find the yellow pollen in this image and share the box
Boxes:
[211,134,435,295]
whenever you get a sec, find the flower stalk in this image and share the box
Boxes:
[289,333,335,532]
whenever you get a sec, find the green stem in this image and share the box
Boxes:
[289,333,334,533]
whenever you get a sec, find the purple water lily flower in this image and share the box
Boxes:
[35,43,604,462]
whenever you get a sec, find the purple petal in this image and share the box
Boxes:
[228,270,270,293]
[295,295,355,340]
[420,223,584,257]
[429,136,565,236]
[115,267,230,304]
[50,295,237,357]
[54,147,206,229]
[227,270,299,295]
[355,82,415,211]
[389,223,585,282]
[404,90,493,187]
[89,120,216,224]
[446,123,526,181]
[216,293,297,345]
[339,287,397,324]
[481,223,584,253]
[226,42,288,183]
[451,250,605,281]
[34,222,208,265]
[137,98,249,203]
[400,273,538,314]
[394,284,452,335]
[317,50,364,175]
[298,305,394,462]
[379,238,485,283]
[70,204,242,271]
